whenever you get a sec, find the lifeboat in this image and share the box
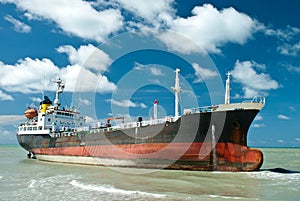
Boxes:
[24,108,38,118]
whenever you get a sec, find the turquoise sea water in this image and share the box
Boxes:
[0,146,299,201]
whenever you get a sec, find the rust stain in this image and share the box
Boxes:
[33,142,263,171]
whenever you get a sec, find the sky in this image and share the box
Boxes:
[0,0,299,147]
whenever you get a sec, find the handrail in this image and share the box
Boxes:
[243,96,265,104]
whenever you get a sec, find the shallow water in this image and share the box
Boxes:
[0,146,299,201]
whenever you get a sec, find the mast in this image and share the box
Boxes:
[51,78,65,109]
[225,71,231,104]
[172,68,182,117]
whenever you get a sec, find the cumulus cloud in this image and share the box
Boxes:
[116,0,175,27]
[277,114,290,120]
[0,45,116,94]
[1,1,267,55]
[192,63,218,83]
[231,60,279,98]
[106,99,147,108]
[4,14,31,33]
[57,44,112,73]
[0,90,13,101]
[0,58,59,93]
[2,0,123,42]
[160,4,260,54]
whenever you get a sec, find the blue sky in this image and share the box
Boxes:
[0,0,299,147]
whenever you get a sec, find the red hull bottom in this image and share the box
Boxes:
[32,142,263,172]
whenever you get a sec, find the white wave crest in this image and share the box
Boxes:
[28,179,37,188]
[245,171,300,181]
[245,171,300,190]
[70,180,165,198]
[209,194,258,200]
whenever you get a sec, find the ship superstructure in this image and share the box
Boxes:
[19,78,85,138]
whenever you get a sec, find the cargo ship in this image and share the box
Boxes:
[17,69,265,171]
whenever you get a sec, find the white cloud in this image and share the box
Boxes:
[231,60,279,98]
[84,115,97,124]
[60,64,116,93]
[56,44,112,73]
[161,4,259,54]
[157,31,202,54]
[0,115,25,125]
[252,123,265,128]
[106,99,146,108]
[116,0,175,27]
[140,103,147,108]
[286,64,300,73]
[133,63,165,77]
[277,114,290,120]
[0,90,13,101]
[150,67,164,76]
[2,0,123,42]
[192,63,218,83]
[254,114,263,121]
[1,1,266,55]
[295,138,300,143]
[0,45,116,94]
[277,42,300,56]
[29,96,42,102]
[0,58,59,93]
[276,139,286,143]
[288,106,296,112]
[265,25,300,41]
[79,98,91,106]
[4,14,31,33]
[265,25,300,56]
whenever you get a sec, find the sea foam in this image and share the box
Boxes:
[70,180,165,198]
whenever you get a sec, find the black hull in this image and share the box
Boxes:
[18,109,259,150]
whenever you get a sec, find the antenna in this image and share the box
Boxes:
[51,77,65,109]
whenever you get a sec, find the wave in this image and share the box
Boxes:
[27,174,77,189]
[70,180,165,198]
[245,170,300,187]
[28,179,37,188]
[209,194,259,200]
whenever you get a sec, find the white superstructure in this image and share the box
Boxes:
[18,78,85,136]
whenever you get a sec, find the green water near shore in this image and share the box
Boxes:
[0,146,299,201]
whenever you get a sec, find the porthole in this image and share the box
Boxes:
[233,120,240,129]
